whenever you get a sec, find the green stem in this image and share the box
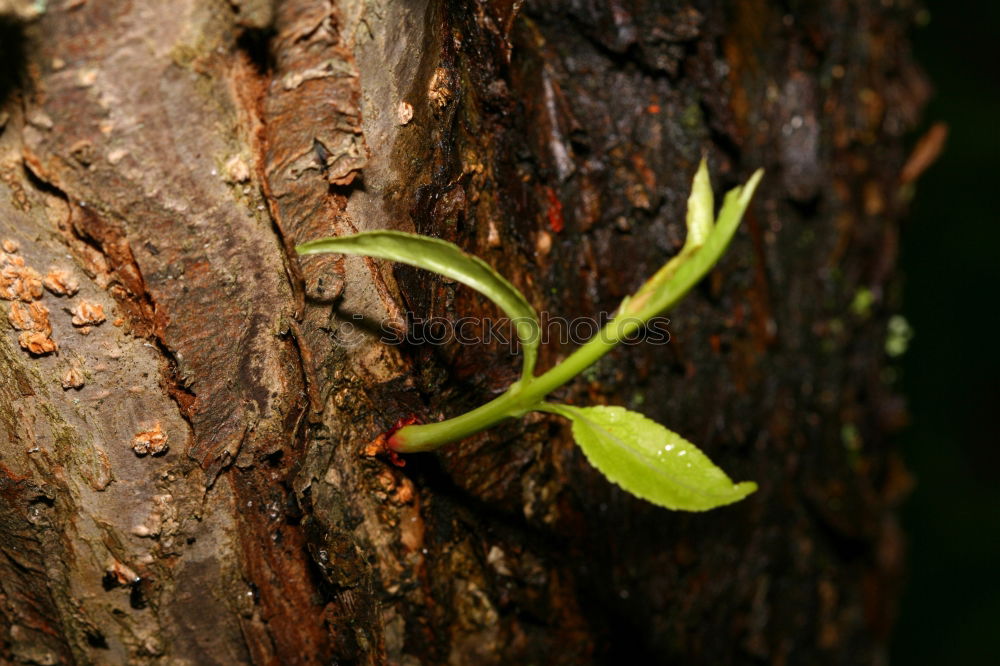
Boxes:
[392,252,721,451]
[390,167,763,453]
[391,312,628,452]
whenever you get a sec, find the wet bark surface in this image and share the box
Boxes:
[0,1,926,664]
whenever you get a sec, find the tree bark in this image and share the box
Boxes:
[0,1,925,664]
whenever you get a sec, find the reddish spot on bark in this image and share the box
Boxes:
[391,414,421,432]
[385,414,423,461]
[647,104,661,114]
[0,463,29,484]
[368,415,422,463]
[544,186,564,233]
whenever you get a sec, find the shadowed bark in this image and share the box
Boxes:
[1,1,925,664]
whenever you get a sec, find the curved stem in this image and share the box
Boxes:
[390,168,763,453]
[391,246,721,452]
[390,319,621,452]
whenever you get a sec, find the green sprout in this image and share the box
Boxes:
[297,160,763,511]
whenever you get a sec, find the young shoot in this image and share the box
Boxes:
[297,159,763,511]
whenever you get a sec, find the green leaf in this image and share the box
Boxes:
[684,158,715,250]
[543,404,756,511]
[619,166,763,326]
[296,230,540,378]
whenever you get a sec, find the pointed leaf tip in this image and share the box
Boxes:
[685,158,714,249]
[617,166,763,326]
[546,404,756,511]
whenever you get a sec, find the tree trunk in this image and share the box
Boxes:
[0,1,926,664]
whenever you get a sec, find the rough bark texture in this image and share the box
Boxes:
[0,1,925,664]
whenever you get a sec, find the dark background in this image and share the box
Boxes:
[891,1,1000,664]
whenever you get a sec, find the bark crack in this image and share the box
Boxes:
[19,152,199,427]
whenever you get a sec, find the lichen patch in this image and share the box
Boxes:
[224,155,250,183]
[18,331,58,355]
[69,299,106,327]
[61,365,85,390]
[8,301,58,355]
[396,101,414,125]
[0,251,44,302]
[131,423,168,456]
[42,267,80,296]
[8,301,49,331]
[427,67,453,109]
